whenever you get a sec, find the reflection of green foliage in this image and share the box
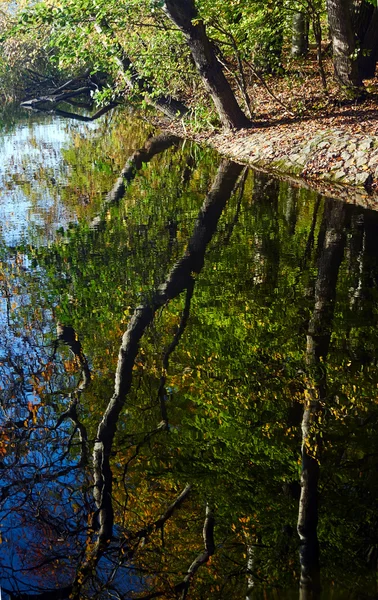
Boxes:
[8,118,378,596]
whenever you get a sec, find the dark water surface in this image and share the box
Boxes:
[0,105,378,599]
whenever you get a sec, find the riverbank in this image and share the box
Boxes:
[212,122,378,209]
[160,109,378,210]
[151,61,378,210]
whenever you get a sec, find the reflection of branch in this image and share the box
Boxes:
[56,323,91,390]
[90,133,180,229]
[157,278,195,426]
[71,160,243,597]
[134,504,215,600]
[122,420,168,479]
[220,166,248,247]
[54,323,91,466]
[178,504,215,600]
[131,483,191,544]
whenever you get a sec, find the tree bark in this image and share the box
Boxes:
[358,8,378,79]
[351,0,375,41]
[163,0,251,129]
[351,0,378,79]
[326,0,365,97]
[291,12,309,57]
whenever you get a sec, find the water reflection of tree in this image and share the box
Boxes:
[3,135,378,599]
[0,154,244,598]
[298,199,347,597]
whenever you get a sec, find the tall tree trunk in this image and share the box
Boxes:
[351,0,378,79]
[351,0,375,41]
[291,12,309,57]
[163,0,251,129]
[359,8,378,79]
[326,0,365,97]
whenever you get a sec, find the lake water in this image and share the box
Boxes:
[0,105,377,599]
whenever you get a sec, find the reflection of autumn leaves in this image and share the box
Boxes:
[63,357,81,374]
[0,429,10,457]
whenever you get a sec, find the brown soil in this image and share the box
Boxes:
[158,49,378,146]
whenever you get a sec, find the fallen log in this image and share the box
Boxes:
[21,86,94,109]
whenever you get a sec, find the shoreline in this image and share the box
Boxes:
[161,117,378,210]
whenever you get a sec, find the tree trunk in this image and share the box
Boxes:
[326,0,365,97]
[351,0,378,79]
[359,8,378,79]
[291,12,309,57]
[351,0,375,41]
[163,0,251,129]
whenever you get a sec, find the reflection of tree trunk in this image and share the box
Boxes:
[252,173,280,295]
[307,201,347,363]
[301,196,322,271]
[348,210,366,311]
[72,159,243,595]
[347,208,378,364]
[246,538,257,599]
[298,200,347,595]
[285,185,298,235]
[348,208,378,308]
